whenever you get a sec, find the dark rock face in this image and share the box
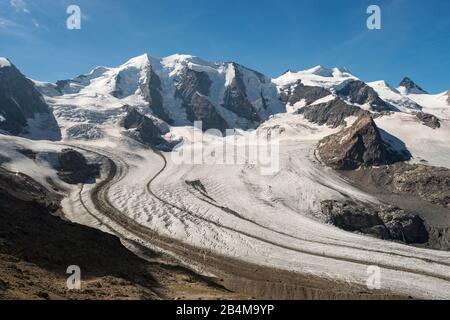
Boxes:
[140,68,172,124]
[415,112,441,129]
[392,165,450,208]
[280,81,332,106]
[0,61,51,135]
[318,114,409,170]
[121,107,166,146]
[336,80,395,112]
[399,77,428,94]
[56,149,100,184]
[175,68,228,132]
[321,200,429,244]
[297,98,366,128]
[447,90,450,104]
[222,63,261,123]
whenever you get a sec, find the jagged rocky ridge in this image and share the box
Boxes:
[297,97,367,128]
[279,81,332,107]
[335,80,395,112]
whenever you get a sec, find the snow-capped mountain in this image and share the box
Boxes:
[34,54,284,134]
[274,66,396,112]
[398,77,428,95]
[367,80,422,112]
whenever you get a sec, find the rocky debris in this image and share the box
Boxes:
[297,97,366,128]
[447,90,450,104]
[414,112,441,129]
[0,61,53,135]
[121,107,167,147]
[392,165,450,208]
[280,81,332,106]
[175,68,228,132]
[399,77,428,94]
[336,80,395,112]
[56,149,100,184]
[321,200,429,244]
[318,114,409,170]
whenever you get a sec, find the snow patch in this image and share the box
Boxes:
[0,57,11,68]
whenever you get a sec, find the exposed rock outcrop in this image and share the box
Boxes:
[56,149,100,184]
[279,81,332,106]
[0,59,56,135]
[415,112,441,129]
[121,107,168,147]
[399,77,428,94]
[318,114,409,170]
[297,97,366,128]
[336,80,395,112]
[321,200,429,244]
[175,68,228,132]
[140,67,172,124]
[222,63,261,123]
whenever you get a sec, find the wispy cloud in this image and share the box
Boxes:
[10,0,30,13]
[31,18,39,28]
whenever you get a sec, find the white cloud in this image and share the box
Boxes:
[10,0,30,13]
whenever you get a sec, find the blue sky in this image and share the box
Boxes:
[0,0,449,93]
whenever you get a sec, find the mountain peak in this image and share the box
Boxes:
[0,57,12,68]
[122,53,153,69]
[398,77,428,94]
[303,65,351,78]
